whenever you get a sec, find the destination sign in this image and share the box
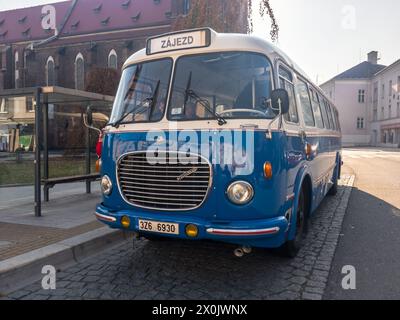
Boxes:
[146,29,211,55]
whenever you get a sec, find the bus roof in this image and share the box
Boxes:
[122,28,337,113]
[124,29,306,77]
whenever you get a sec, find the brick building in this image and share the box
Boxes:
[0,0,248,152]
[0,0,248,91]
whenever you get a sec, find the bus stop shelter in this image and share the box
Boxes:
[0,86,114,218]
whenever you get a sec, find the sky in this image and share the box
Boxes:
[252,0,400,84]
[1,0,400,85]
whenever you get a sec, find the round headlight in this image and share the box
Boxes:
[101,175,112,196]
[226,181,254,205]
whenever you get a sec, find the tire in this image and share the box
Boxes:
[281,188,306,258]
[328,160,340,196]
[328,178,338,196]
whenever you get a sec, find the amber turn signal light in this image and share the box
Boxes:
[263,162,273,179]
[121,216,131,229]
[305,143,312,158]
[96,159,102,173]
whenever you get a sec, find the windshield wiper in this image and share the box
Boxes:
[110,66,144,128]
[110,80,160,128]
[147,80,161,120]
[183,72,227,126]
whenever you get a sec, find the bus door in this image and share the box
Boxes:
[296,78,320,192]
[278,64,304,197]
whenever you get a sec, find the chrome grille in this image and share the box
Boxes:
[117,152,212,211]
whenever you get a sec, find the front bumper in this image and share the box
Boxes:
[95,204,289,248]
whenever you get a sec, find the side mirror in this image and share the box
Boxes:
[84,106,102,135]
[271,89,290,115]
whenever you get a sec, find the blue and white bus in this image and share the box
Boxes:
[94,28,342,257]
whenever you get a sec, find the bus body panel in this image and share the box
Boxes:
[97,129,341,249]
[95,28,342,251]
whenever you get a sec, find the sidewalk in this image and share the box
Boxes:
[343,146,400,152]
[0,188,130,295]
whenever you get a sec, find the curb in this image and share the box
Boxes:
[302,174,355,300]
[0,227,133,296]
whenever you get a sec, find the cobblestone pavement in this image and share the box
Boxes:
[6,175,354,300]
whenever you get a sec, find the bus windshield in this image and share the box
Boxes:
[168,52,275,121]
[109,58,172,125]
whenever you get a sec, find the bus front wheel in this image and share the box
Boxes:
[281,188,306,258]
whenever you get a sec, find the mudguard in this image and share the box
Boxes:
[287,165,313,241]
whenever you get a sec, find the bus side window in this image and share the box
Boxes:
[332,106,340,132]
[335,110,341,132]
[327,103,336,131]
[317,92,329,129]
[323,99,333,130]
[309,87,324,129]
[278,66,299,124]
[297,79,315,127]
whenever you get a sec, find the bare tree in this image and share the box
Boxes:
[85,68,120,96]
[249,0,280,42]
[173,0,279,42]
[258,0,279,42]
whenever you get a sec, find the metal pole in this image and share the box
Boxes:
[43,102,49,202]
[34,87,42,217]
[85,107,91,194]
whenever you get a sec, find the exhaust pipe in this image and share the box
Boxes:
[242,246,252,254]
[234,248,245,258]
[233,246,252,257]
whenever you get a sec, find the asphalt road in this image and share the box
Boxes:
[325,148,400,300]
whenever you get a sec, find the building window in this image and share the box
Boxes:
[381,107,385,120]
[388,105,392,119]
[397,102,400,117]
[26,97,34,113]
[382,131,387,143]
[357,117,364,129]
[358,89,365,103]
[389,131,394,144]
[0,98,8,113]
[108,49,118,69]
[382,84,385,99]
[397,76,400,94]
[46,56,55,86]
[183,0,190,15]
[373,109,378,121]
[14,51,19,89]
[389,80,393,97]
[75,53,85,90]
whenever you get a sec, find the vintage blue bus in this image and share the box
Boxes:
[94,28,342,257]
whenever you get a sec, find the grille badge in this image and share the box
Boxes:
[177,167,198,181]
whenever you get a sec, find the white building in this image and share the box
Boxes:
[321,51,400,148]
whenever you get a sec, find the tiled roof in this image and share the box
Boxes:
[0,0,172,45]
[332,61,386,81]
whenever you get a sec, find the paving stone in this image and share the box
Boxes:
[304,286,325,295]
[6,176,354,301]
[7,290,32,300]
[302,292,322,300]
[289,276,307,285]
